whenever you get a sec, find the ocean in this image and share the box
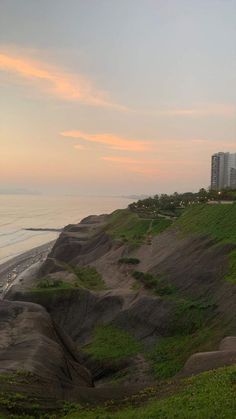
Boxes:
[0,195,132,264]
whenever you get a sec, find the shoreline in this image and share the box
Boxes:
[0,240,55,294]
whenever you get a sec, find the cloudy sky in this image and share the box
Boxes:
[0,0,236,195]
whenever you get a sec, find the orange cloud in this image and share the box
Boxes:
[0,51,127,110]
[61,130,152,152]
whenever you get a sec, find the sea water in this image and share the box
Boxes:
[0,195,132,264]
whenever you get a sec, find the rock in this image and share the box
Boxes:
[179,350,236,377]
[0,300,92,402]
[219,336,236,351]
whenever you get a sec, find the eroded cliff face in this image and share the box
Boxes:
[0,299,93,414]
[2,209,236,415]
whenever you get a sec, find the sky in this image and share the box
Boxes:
[0,0,236,195]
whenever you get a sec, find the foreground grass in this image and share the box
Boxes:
[2,365,236,418]
[107,209,172,245]
[61,365,236,418]
[84,325,141,361]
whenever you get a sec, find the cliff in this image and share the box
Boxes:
[2,204,236,417]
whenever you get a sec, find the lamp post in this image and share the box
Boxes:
[218,191,221,204]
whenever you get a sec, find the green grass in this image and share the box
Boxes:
[177,204,236,284]
[35,278,73,290]
[107,209,172,245]
[132,271,176,296]
[84,325,141,361]
[224,250,236,283]
[151,218,172,234]
[177,203,236,243]
[61,365,236,418]
[169,298,217,335]
[34,266,106,292]
[147,328,213,379]
[73,266,106,291]
[4,365,236,418]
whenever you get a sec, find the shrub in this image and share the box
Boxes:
[36,278,71,290]
[118,257,140,265]
[132,271,176,295]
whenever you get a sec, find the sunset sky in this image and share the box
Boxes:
[0,0,236,195]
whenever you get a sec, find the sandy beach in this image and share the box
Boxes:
[0,240,55,296]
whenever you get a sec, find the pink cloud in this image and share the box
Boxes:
[61,130,152,152]
[0,50,127,110]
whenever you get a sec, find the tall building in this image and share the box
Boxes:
[211,152,236,190]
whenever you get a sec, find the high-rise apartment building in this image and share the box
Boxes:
[211,152,236,190]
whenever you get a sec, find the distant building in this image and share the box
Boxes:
[211,152,236,190]
[230,168,236,189]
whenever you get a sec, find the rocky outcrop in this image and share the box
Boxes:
[8,288,177,347]
[39,215,111,275]
[179,336,236,377]
[0,299,92,403]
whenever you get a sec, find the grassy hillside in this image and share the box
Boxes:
[177,203,236,283]
[177,203,236,243]
[107,209,172,245]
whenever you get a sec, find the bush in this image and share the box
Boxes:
[118,257,140,265]
[36,278,71,289]
[132,271,176,295]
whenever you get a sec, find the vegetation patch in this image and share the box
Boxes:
[107,209,171,245]
[169,298,217,335]
[147,328,212,379]
[118,257,140,265]
[129,189,236,219]
[84,325,141,361]
[73,266,106,291]
[35,278,73,290]
[0,391,27,411]
[36,263,106,292]
[132,271,176,296]
[225,250,236,283]
[60,365,236,418]
[177,203,236,243]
